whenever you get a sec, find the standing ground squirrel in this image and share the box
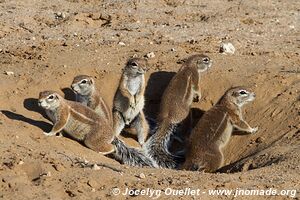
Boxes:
[144,54,212,168]
[181,87,258,172]
[112,58,149,145]
[112,54,212,168]
[71,75,112,124]
[157,54,212,123]
[38,91,114,154]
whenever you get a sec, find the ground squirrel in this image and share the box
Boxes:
[144,54,212,168]
[71,75,112,124]
[157,54,212,123]
[112,58,149,145]
[38,91,114,154]
[112,54,212,168]
[181,87,258,172]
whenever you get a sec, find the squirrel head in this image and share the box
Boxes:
[223,87,256,108]
[38,91,62,110]
[185,54,212,73]
[123,58,148,77]
[71,75,95,96]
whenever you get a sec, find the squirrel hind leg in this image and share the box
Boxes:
[204,148,224,172]
[130,112,149,145]
[84,134,114,154]
[112,110,126,137]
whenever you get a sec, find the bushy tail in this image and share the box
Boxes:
[111,137,155,167]
[144,121,185,169]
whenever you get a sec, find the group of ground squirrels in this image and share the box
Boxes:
[37,54,258,172]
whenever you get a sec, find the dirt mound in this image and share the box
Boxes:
[0,0,299,199]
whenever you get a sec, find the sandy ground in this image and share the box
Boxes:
[0,0,299,199]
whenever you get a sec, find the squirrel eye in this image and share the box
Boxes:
[239,90,247,95]
[202,57,210,63]
[48,95,54,100]
[131,62,138,67]
[81,79,87,84]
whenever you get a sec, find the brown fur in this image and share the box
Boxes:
[71,75,112,124]
[112,58,149,145]
[156,54,212,139]
[182,87,258,172]
[141,54,212,169]
[38,91,114,154]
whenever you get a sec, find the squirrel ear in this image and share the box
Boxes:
[90,78,94,84]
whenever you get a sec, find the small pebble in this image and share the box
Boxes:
[4,71,14,76]
[146,52,155,58]
[220,43,235,54]
[55,12,66,19]
[139,173,146,179]
[92,164,101,170]
[83,159,89,164]
[118,41,126,46]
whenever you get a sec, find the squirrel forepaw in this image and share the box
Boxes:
[250,127,259,134]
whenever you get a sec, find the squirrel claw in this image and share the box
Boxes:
[251,127,258,134]
[43,131,55,136]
